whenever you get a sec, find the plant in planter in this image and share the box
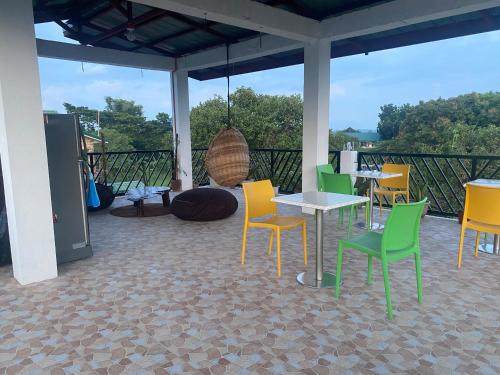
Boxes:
[171,133,183,192]
[415,183,431,217]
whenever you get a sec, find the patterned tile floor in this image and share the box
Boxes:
[0,189,499,374]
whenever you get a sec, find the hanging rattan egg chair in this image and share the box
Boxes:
[205,45,249,187]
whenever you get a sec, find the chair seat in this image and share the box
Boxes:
[465,220,500,234]
[374,187,408,195]
[341,231,417,259]
[249,215,304,229]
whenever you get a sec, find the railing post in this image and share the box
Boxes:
[471,158,477,181]
[270,150,275,183]
[88,154,95,175]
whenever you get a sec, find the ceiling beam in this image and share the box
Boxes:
[85,8,169,45]
[319,0,500,41]
[177,34,303,71]
[36,38,175,71]
[132,0,320,42]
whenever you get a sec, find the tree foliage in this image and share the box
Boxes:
[64,97,172,151]
[376,92,499,154]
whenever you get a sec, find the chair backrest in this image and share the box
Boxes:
[379,163,410,189]
[464,184,500,226]
[242,179,277,219]
[382,199,426,253]
[321,172,354,195]
[316,164,334,191]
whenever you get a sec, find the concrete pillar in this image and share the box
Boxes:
[302,39,331,193]
[170,70,193,190]
[0,0,57,284]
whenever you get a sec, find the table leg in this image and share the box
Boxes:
[368,179,385,231]
[296,209,337,288]
[161,191,170,207]
[479,234,500,255]
[316,209,324,282]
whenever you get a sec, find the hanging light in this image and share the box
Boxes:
[124,22,136,42]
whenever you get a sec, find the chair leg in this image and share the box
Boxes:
[335,242,344,299]
[241,223,248,265]
[354,204,358,220]
[378,194,383,219]
[392,193,396,207]
[415,251,423,304]
[276,228,281,277]
[475,231,480,257]
[339,208,344,225]
[381,260,393,320]
[406,192,410,204]
[367,255,373,285]
[347,205,354,239]
[302,223,308,265]
[267,230,274,256]
[457,226,466,268]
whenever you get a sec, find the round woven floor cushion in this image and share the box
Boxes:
[171,188,238,221]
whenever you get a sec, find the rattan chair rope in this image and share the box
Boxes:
[205,44,249,187]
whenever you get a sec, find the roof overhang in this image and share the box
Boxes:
[33,0,500,79]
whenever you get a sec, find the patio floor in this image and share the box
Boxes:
[0,188,499,374]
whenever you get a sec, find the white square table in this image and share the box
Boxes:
[272,191,369,288]
[466,179,500,254]
[351,170,402,230]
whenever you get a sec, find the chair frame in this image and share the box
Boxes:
[375,164,410,218]
[335,199,426,320]
[241,180,307,276]
[457,184,500,268]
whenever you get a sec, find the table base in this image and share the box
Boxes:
[296,271,338,289]
[479,244,496,254]
[478,234,500,255]
[355,221,384,231]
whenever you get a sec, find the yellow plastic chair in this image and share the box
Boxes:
[374,163,410,218]
[457,184,500,268]
[241,180,307,276]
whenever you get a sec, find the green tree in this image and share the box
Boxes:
[94,128,134,152]
[63,103,99,131]
[376,92,500,154]
[65,98,173,151]
[190,87,304,149]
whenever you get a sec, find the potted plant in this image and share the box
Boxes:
[415,183,431,217]
[171,133,182,192]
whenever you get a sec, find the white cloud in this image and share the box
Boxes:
[330,83,346,97]
[41,78,171,118]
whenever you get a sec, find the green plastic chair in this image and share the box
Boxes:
[321,173,357,238]
[335,199,427,320]
[316,164,359,221]
[316,164,335,192]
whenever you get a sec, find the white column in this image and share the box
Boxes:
[0,0,57,284]
[340,150,358,185]
[302,39,331,193]
[170,70,193,190]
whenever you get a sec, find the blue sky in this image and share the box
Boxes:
[36,23,500,131]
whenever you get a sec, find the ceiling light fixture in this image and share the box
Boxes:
[125,22,136,42]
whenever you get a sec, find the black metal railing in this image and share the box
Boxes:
[88,150,174,195]
[357,152,500,216]
[192,148,341,193]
